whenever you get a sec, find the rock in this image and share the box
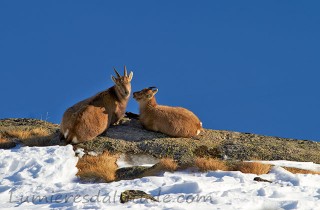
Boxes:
[120,190,159,203]
[1,117,320,164]
[125,112,139,119]
[76,117,320,164]
[254,177,272,183]
[115,160,176,180]
[116,166,150,180]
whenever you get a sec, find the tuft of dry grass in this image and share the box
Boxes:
[0,126,54,147]
[3,127,49,139]
[195,157,228,172]
[21,134,57,147]
[0,136,16,149]
[233,162,271,175]
[76,151,119,182]
[142,158,178,177]
[283,167,320,175]
[157,158,178,172]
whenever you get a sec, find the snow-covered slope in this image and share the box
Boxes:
[0,146,319,210]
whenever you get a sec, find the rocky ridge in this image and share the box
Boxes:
[0,117,319,165]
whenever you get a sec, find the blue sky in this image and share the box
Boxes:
[0,1,319,141]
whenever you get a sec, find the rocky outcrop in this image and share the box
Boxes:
[120,190,159,203]
[1,117,320,165]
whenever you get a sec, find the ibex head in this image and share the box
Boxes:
[112,66,133,97]
[133,87,158,102]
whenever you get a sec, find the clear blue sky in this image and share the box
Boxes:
[1,1,319,141]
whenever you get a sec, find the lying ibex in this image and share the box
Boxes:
[60,66,133,144]
[133,87,202,138]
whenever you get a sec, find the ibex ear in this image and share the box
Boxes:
[152,88,158,95]
[147,89,157,98]
[111,76,117,84]
[128,71,133,81]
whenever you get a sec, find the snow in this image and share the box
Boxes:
[117,154,159,168]
[258,160,320,172]
[1,146,320,209]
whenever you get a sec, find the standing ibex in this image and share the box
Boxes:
[133,87,202,138]
[60,66,133,144]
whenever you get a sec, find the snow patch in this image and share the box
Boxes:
[0,147,320,209]
[117,154,159,168]
[0,145,78,185]
[150,181,201,195]
[257,160,320,172]
[271,166,300,186]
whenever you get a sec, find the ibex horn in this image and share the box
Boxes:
[113,68,121,78]
[124,65,128,77]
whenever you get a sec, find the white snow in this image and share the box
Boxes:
[257,160,320,172]
[117,154,159,168]
[1,145,320,210]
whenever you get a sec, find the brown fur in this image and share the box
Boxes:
[133,87,202,138]
[60,67,133,144]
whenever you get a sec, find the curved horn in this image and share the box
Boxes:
[124,65,128,77]
[113,68,121,78]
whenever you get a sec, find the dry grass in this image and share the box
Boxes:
[195,157,228,172]
[157,158,178,171]
[0,126,54,146]
[21,134,57,147]
[3,127,49,139]
[0,136,16,149]
[142,158,178,177]
[233,162,271,175]
[283,167,320,175]
[0,137,10,143]
[76,151,119,182]
[248,156,263,161]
